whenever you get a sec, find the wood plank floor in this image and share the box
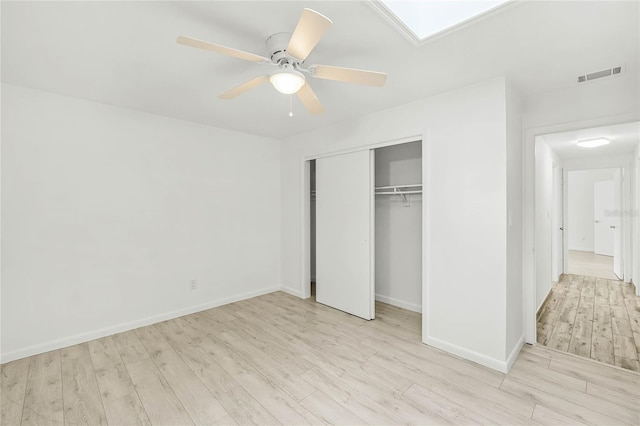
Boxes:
[2,291,639,425]
[537,274,640,372]
[567,250,620,280]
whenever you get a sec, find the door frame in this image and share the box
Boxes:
[301,134,426,328]
[524,114,638,344]
[613,168,624,279]
[551,163,564,281]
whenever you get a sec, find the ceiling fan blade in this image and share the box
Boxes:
[286,8,332,61]
[311,65,387,87]
[296,83,324,115]
[177,35,268,63]
[219,75,269,99]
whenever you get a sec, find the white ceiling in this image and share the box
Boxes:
[2,1,639,139]
[542,121,640,160]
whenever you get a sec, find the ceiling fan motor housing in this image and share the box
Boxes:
[266,32,299,66]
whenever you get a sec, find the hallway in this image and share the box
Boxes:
[537,274,640,372]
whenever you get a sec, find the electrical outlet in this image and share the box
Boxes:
[190,280,197,291]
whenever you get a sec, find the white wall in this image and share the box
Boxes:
[282,77,517,372]
[505,82,524,360]
[1,84,282,362]
[534,137,558,310]
[524,76,640,131]
[567,169,616,251]
[374,142,422,312]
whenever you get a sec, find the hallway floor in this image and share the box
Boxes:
[567,250,619,280]
[537,274,640,372]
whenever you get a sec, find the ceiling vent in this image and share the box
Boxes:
[577,66,622,83]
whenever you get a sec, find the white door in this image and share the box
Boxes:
[594,180,614,256]
[612,170,623,279]
[316,150,375,320]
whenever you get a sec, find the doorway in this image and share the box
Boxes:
[532,122,640,372]
[566,168,622,280]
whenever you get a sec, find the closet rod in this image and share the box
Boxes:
[375,190,422,195]
[375,184,421,190]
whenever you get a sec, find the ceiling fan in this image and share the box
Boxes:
[177,8,387,115]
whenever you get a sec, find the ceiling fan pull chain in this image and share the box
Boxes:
[289,95,294,117]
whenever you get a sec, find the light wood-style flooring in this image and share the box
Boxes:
[568,250,620,280]
[2,291,640,425]
[537,274,640,372]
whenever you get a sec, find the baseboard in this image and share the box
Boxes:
[424,335,509,373]
[279,286,304,298]
[537,285,554,319]
[505,336,525,372]
[375,294,422,313]
[1,286,280,363]
[568,248,594,253]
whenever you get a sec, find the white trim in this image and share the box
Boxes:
[568,246,598,253]
[370,150,376,319]
[422,132,431,343]
[505,336,526,372]
[1,286,280,363]
[537,285,554,316]
[301,160,311,299]
[303,135,421,161]
[563,168,569,274]
[425,336,510,373]
[375,294,421,313]
[366,0,421,46]
[280,285,305,298]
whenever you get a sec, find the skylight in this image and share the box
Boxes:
[378,0,512,42]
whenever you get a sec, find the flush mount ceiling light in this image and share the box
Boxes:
[576,138,610,148]
[269,66,305,94]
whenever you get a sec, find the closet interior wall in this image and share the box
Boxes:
[375,141,423,312]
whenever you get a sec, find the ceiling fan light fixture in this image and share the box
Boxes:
[270,68,305,94]
[576,138,610,148]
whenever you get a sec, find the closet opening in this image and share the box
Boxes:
[307,139,422,330]
[374,141,423,315]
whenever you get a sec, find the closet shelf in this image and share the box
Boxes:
[311,184,422,204]
[375,184,422,190]
[374,184,422,206]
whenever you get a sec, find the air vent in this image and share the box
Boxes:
[577,66,623,83]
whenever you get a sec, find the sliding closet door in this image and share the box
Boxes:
[316,150,375,320]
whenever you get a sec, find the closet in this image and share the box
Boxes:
[309,140,422,321]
